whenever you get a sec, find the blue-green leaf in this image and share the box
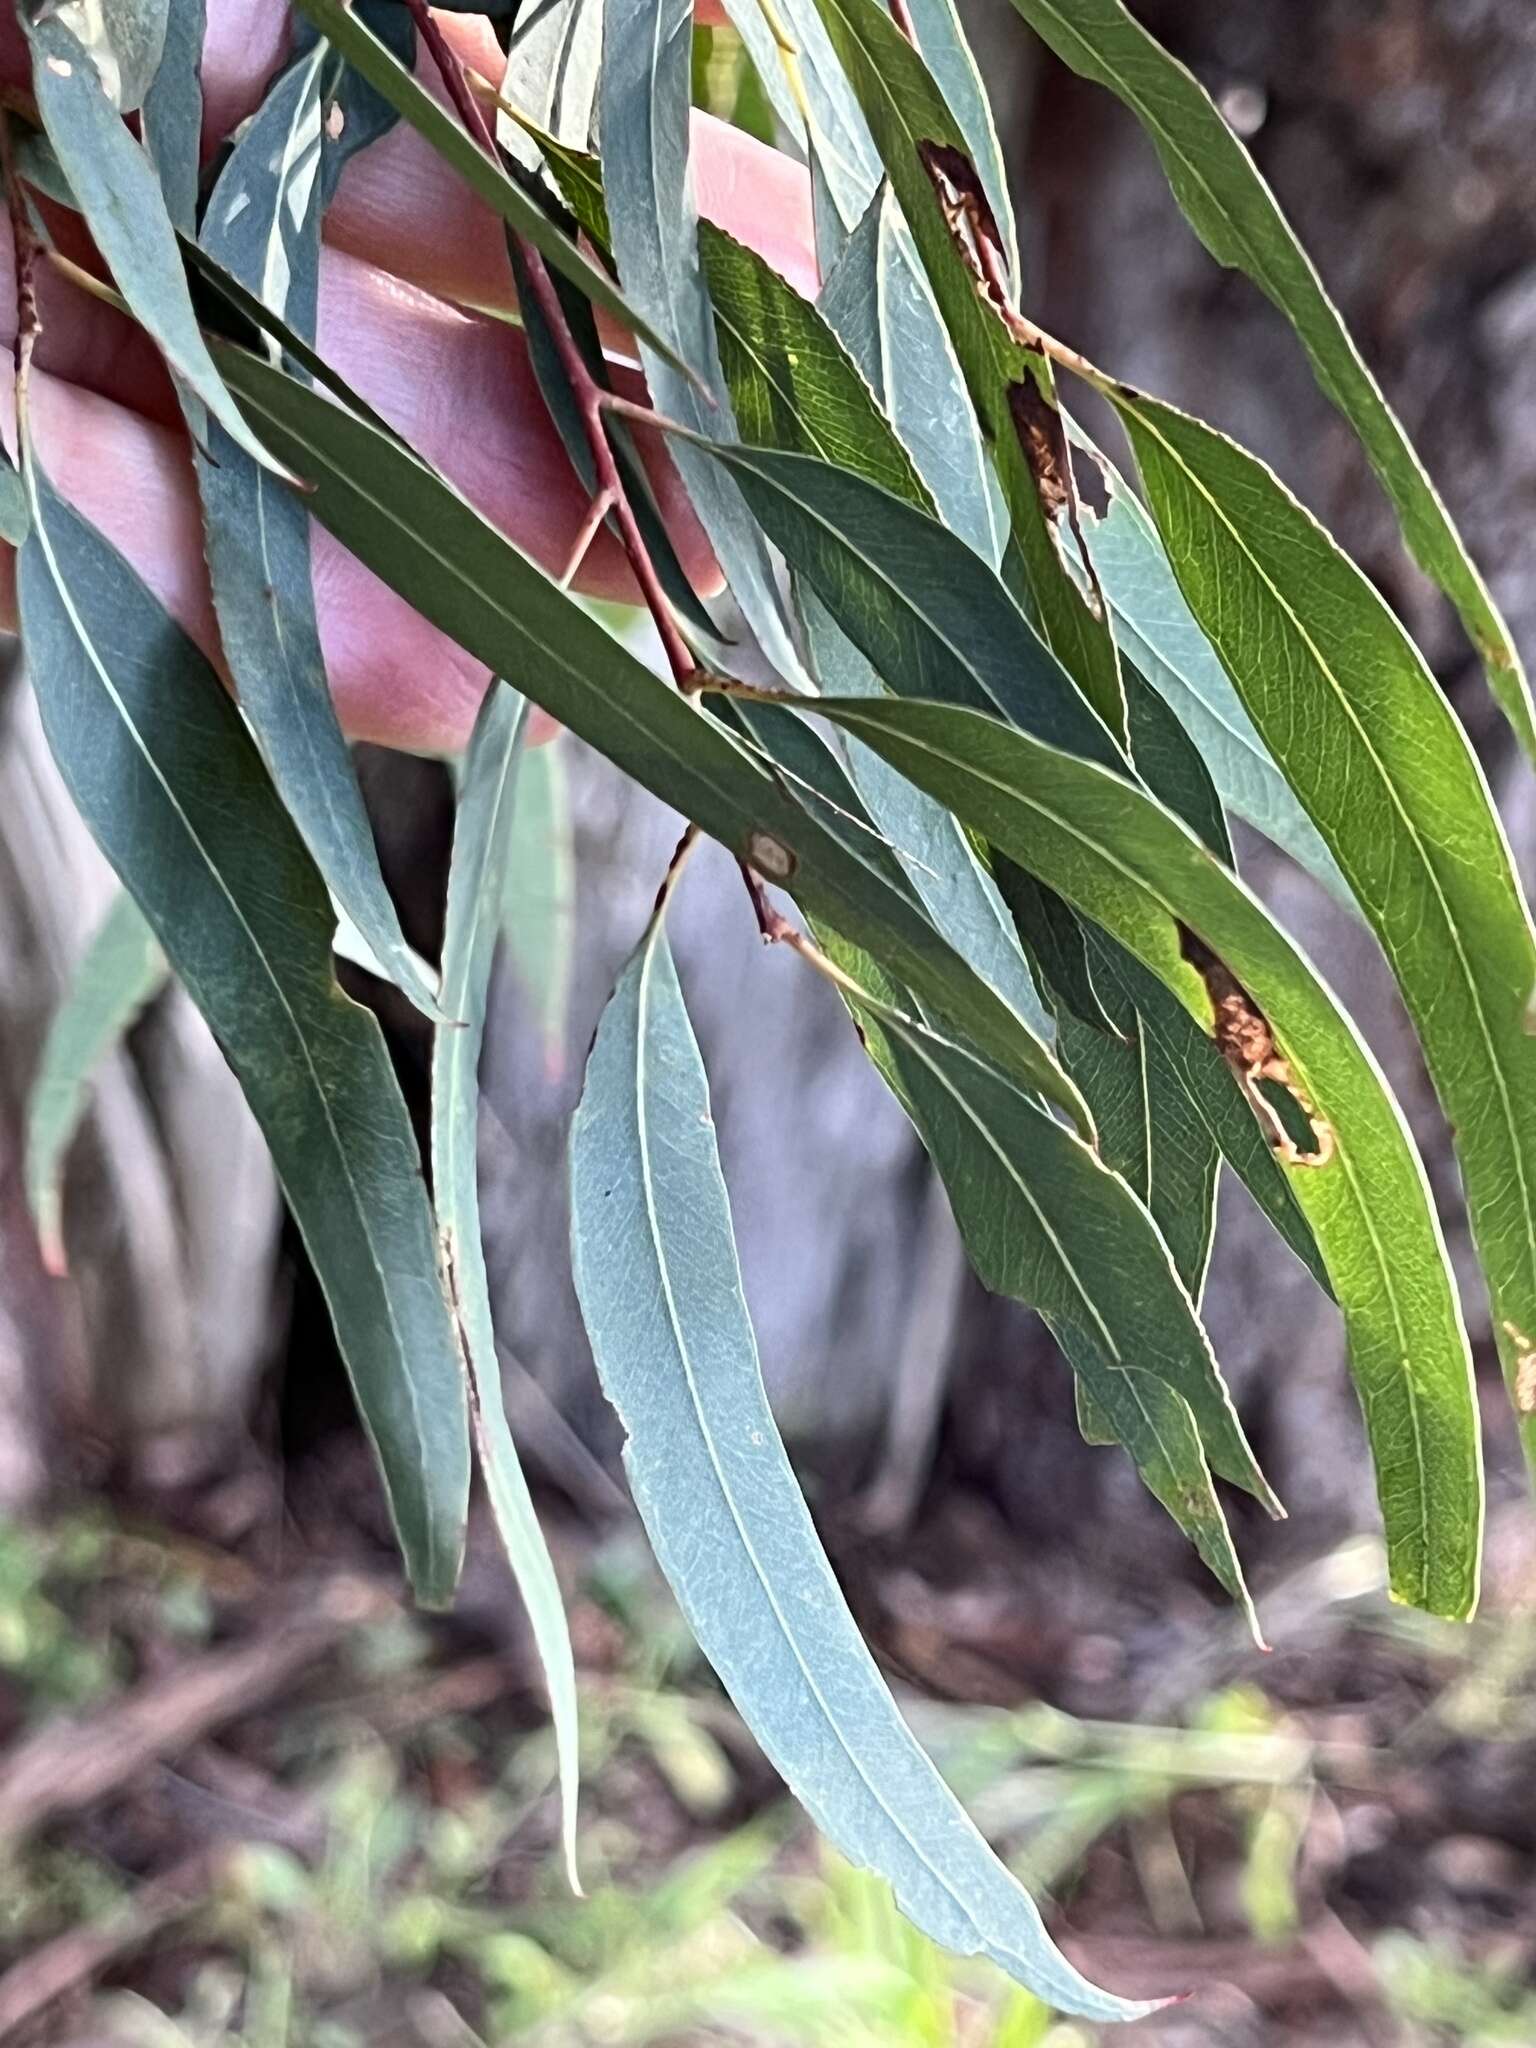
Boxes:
[433,687,580,1888]
[24,9,288,478]
[18,458,470,1606]
[24,890,169,1276]
[600,0,805,683]
[499,735,577,1081]
[569,919,1162,2023]
[50,0,169,110]
[139,0,204,232]
[195,47,441,1020]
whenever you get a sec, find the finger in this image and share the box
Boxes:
[325,107,819,319]
[0,249,717,753]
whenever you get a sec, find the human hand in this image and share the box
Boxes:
[0,0,816,751]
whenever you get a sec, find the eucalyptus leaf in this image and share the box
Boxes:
[18,458,470,1607]
[217,343,1089,1127]
[819,183,1004,564]
[139,0,204,231]
[433,688,580,1890]
[806,0,1122,738]
[24,890,169,1277]
[498,0,603,172]
[794,691,1483,1620]
[195,47,441,1020]
[569,920,1161,2024]
[24,9,289,477]
[1109,384,1536,1472]
[1003,0,1533,750]
[289,0,695,376]
[600,0,806,683]
[46,0,168,110]
[500,736,577,1080]
[1067,433,1349,900]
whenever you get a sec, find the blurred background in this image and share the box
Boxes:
[1,1,1533,2040]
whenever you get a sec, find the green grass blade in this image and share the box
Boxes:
[569,922,1164,2023]
[1003,0,1532,748]
[797,693,1484,1620]
[433,688,581,1889]
[1109,384,1536,1475]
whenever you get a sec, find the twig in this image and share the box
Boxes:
[404,0,698,688]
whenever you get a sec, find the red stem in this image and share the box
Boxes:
[402,0,697,688]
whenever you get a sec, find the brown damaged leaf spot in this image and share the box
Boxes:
[1501,1322,1536,1414]
[1008,379,1072,526]
[1179,927,1336,1168]
[746,830,797,884]
[917,141,1011,311]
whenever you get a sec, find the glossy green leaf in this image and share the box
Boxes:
[819,182,1003,564]
[195,50,439,1020]
[433,687,580,1888]
[699,443,1116,767]
[806,0,1122,739]
[857,990,1273,1541]
[902,0,1017,285]
[24,9,287,477]
[499,735,577,1081]
[139,0,204,232]
[701,222,931,508]
[18,458,470,1606]
[792,691,1483,1619]
[1068,431,1348,899]
[599,0,804,682]
[289,0,693,377]
[1003,0,1531,750]
[1109,384,1536,1470]
[569,919,1160,2023]
[24,890,169,1276]
[217,344,1088,1128]
[800,587,1055,1049]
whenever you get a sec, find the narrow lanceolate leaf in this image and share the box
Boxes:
[499,0,603,173]
[24,11,287,477]
[806,0,1123,740]
[819,183,1003,564]
[1003,0,1531,749]
[218,345,1088,1127]
[600,0,804,683]
[139,0,204,231]
[720,0,880,235]
[855,992,1273,1583]
[195,48,440,1020]
[46,0,169,109]
[902,0,1016,280]
[794,694,1483,1619]
[288,0,693,377]
[569,924,1160,2024]
[1109,386,1536,1470]
[700,443,1118,769]
[500,736,577,1081]
[700,223,932,509]
[25,891,168,1276]
[433,689,580,1890]
[18,461,470,1606]
[801,589,1055,1049]
[1067,429,1348,900]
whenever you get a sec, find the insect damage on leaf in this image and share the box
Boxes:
[919,139,1014,318]
[1180,928,1335,1168]
[746,829,797,882]
[1503,1323,1536,1415]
